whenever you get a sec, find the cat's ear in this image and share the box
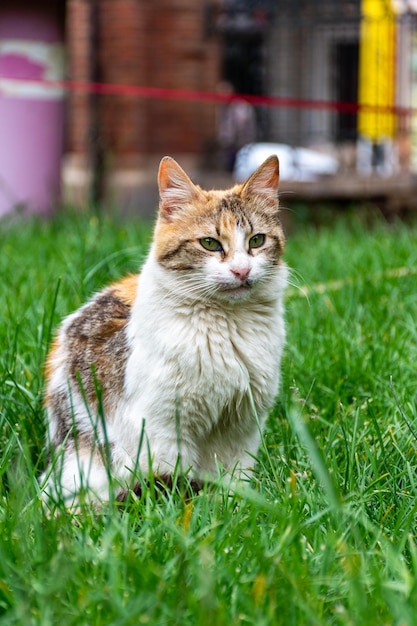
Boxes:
[240,155,279,203]
[158,156,202,221]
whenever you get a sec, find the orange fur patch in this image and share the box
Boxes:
[111,274,139,307]
[44,336,62,383]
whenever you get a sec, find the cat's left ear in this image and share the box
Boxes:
[240,155,279,204]
[158,156,202,221]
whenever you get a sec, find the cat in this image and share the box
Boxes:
[41,155,288,506]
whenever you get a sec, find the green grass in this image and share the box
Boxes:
[1,209,417,624]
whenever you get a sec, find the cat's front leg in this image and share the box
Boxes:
[121,395,200,481]
[41,445,113,507]
[195,417,264,481]
[135,420,199,483]
[41,439,140,507]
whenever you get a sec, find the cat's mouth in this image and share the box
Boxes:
[218,281,253,300]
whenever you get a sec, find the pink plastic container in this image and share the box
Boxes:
[0,9,65,216]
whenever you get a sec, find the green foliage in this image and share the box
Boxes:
[1,210,417,624]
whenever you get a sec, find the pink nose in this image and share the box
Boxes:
[231,267,250,282]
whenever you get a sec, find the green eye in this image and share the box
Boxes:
[249,234,265,249]
[200,237,223,252]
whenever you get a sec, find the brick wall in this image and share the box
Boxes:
[66,0,91,157]
[66,0,221,168]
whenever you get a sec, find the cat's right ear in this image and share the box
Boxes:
[158,157,201,222]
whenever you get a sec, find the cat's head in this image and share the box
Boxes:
[153,155,285,303]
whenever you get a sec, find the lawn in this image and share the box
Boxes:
[1,209,417,625]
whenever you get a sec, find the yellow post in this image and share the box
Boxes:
[358,0,396,141]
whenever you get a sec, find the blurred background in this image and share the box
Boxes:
[0,0,417,219]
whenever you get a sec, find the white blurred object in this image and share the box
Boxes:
[391,0,417,13]
[234,143,339,182]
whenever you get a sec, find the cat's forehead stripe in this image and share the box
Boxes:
[215,195,253,231]
[214,192,280,231]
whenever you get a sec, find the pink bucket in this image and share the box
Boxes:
[0,10,65,216]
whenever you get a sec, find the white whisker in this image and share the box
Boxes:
[156,274,220,307]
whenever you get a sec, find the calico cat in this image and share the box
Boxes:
[41,155,288,505]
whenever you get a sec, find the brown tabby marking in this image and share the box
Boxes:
[65,289,131,413]
[47,276,139,429]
